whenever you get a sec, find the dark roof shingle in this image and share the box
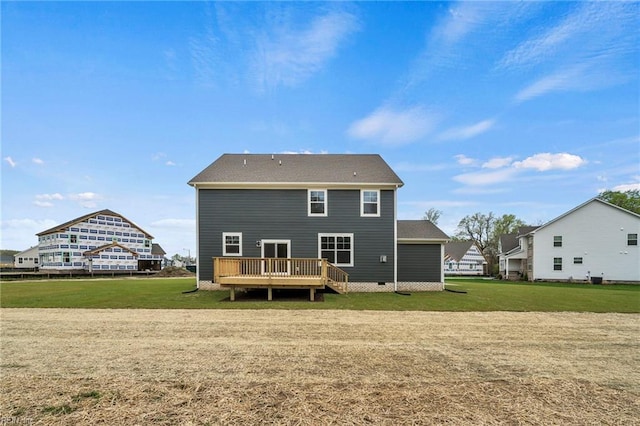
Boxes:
[188,154,404,186]
[397,220,449,241]
[445,241,474,261]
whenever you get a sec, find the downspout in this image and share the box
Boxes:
[441,243,445,288]
[195,186,200,288]
[394,184,398,292]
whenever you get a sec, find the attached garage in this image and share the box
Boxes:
[397,220,449,291]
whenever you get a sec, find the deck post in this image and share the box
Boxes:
[267,287,272,301]
[321,259,327,284]
[310,288,315,301]
[230,287,235,302]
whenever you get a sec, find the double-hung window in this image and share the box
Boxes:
[319,233,353,267]
[628,234,638,246]
[308,189,327,216]
[361,190,380,217]
[553,257,562,271]
[553,236,562,247]
[223,232,242,256]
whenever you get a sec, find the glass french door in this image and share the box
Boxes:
[261,240,291,275]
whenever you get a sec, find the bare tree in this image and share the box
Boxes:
[423,208,442,225]
[455,212,526,275]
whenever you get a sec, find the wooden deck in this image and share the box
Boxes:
[213,257,348,301]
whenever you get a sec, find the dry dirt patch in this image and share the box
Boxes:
[1,309,638,425]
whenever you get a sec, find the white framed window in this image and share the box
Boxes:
[553,236,562,247]
[361,190,380,217]
[628,233,638,246]
[308,189,327,216]
[553,257,562,271]
[318,233,354,267]
[223,232,242,256]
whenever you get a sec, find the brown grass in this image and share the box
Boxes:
[1,309,638,425]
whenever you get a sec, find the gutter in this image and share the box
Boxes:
[394,184,398,292]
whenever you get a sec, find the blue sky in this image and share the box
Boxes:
[2,1,639,257]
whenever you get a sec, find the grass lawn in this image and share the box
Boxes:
[1,277,638,311]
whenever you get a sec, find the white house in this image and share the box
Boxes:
[498,226,539,280]
[13,246,39,269]
[36,209,165,272]
[444,241,487,275]
[499,198,639,283]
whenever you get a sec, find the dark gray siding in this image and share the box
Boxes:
[198,188,396,283]
[397,244,442,282]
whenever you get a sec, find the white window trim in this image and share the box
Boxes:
[308,189,328,217]
[360,190,380,217]
[318,233,354,267]
[223,232,243,256]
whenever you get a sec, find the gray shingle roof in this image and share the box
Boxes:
[499,234,519,253]
[188,154,404,186]
[445,241,474,261]
[397,220,449,241]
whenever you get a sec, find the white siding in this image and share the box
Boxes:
[14,246,39,268]
[532,200,640,282]
[445,245,486,275]
[38,212,162,271]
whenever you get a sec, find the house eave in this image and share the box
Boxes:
[398,238,449,244]
[188,182,403,190]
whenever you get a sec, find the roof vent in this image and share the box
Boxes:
[279,160,282,166]
[271,154,274,160]
[243,159,247,166]
[353,171,357,176]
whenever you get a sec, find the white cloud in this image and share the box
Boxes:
[36,193,64,201]
[454,154,476,166]
[513,153,586,171]
[482,156,513,169]
[499,2,637,70]
[33,201,54,208]
[514,65,585,102]
[252,9,359,91]
[166,161,176,166]
[439,119,495,141]
[152,152,167,161]
[4,157,16,168]
[612,182,640,192]
[508,2,638,102]
[453,168,517,186]
[347,106,439,145]
[68,192,101,208]
[32,158,44,165]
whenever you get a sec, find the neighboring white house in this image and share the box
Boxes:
[36,209,165,272]
[444,241,487,275]
[13,246,39,269]
[499,198,639,283]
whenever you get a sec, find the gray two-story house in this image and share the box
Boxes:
[189,154,448,298]
[189,153,447,296]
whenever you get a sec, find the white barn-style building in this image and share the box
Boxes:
[36,209,165,272]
